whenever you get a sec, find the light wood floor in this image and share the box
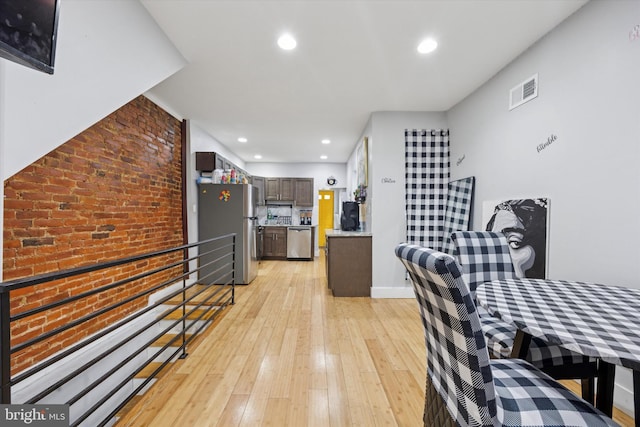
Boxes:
[116,255,634,427]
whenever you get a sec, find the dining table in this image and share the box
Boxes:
[475,278,640,426]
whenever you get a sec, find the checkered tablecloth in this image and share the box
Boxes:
[475,278,640,371]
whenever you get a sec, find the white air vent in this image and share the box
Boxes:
[509,73,538,110]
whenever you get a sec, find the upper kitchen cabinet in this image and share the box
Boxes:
[195,151,248,178]
[280,178,295,200]
[265,178,313,206]
[265,178,294,201]
[195,152,216,171]
[215,155,233,171]
[252,176,265,206]
[196,151,229,171]
[265,178,279,201]
[294,178,314,207]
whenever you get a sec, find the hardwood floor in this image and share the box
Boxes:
[116,255,634,427]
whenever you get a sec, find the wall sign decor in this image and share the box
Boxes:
[630,24,639,42]
[537,134,557,153]
[482,197,549,279]
[456,154,466,166]
[381,177,396,184]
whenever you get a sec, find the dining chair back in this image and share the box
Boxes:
[450,231,598,403]
[396,243,496,425]
[395,243,616,427]
[450,231,517,299]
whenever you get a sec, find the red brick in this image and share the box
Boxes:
[4,95,183,373]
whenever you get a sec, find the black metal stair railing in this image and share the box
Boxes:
[0,233,237,427]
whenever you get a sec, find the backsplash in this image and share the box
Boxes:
[257,205,314,226]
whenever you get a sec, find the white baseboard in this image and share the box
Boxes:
[370,286,414,299]
[612,370,635,419]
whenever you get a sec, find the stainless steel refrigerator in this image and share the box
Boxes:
[198,183,259,285]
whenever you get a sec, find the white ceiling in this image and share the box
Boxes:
[140,0,588,164]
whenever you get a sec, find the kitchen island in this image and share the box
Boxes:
[325,229,372,297]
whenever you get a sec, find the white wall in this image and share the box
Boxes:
[365,112,448,298]
[447,0,640,415]
[1,0,186,180]
[189,121,246,169]
[449,0,640,287]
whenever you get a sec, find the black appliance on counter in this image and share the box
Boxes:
[340,201,359,231]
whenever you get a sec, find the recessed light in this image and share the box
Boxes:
[321,139,331,145]
[417,38,438,54]
[320,155,328,160]
[277,33,297,50]
[254,154,262,159]
[238,137,248,143]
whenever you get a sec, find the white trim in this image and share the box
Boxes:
[613,370,634,418]
[370,286,414,299]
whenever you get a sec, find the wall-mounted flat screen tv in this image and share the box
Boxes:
[0,0,60,74]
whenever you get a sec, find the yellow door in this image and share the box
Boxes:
[318,190,334,247]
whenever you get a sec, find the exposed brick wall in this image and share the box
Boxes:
[3,95,184,373]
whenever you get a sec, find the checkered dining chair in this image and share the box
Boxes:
[395,243,617,427]
[450,231,598,403]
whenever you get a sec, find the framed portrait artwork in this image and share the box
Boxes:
[482,197,549,279]
[356,137,368,188]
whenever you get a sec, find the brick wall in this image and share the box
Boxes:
[2,95,184,373]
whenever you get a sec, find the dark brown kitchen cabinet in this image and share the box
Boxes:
[265,178,279,201]
[280,178,295,200]
[195,151,217,171]
[196,151,232,171]
[252,176,265,206]
[265,178,294,201]
[294,178,314,207]
[262,226,287,259]
[264,177,313,206]
[195,151,249,179]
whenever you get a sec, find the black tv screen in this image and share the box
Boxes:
[0,0,60,74]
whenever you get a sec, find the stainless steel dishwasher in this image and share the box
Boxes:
[286,226,312,259]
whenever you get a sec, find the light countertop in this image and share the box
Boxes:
[325,229,372,237]
[262,224,317,228]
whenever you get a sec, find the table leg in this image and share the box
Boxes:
[511,329,532,360]
[633,370,639,427]
[596,361,615,417]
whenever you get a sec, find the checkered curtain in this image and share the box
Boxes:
[405,129,450,249]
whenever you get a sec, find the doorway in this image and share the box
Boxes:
[318,190,334,247]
